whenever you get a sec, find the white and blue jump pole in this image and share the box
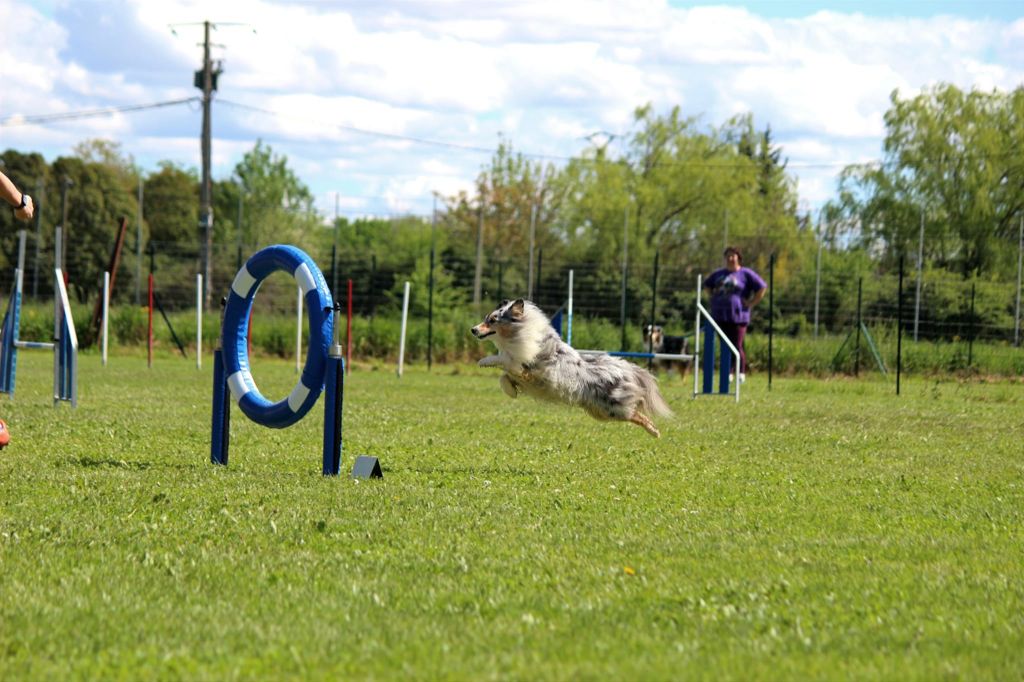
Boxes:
[0,228,78,406]
[210,245,345,475]
[694,274,740,402]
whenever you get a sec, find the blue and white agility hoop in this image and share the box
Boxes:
[222,245,333,428]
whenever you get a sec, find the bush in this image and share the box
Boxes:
[112,305,147,344]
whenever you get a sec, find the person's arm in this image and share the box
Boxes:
[0,171,34,221]
[745,287,766,308]
[743,269,767,308]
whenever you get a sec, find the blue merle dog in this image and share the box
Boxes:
[471,299,672,438]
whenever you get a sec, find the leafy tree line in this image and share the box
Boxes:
[3,85,1022,345]
[825,83,1024,280]
[1,139,321,311]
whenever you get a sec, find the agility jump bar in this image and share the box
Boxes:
[577,349,695,361]
[0,264,78,407]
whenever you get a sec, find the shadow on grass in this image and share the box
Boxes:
[67,457,202,472]
[400,463,540,478]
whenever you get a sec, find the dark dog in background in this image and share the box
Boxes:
[643,325,693,379]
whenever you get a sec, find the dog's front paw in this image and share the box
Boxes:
[499,373,520,398]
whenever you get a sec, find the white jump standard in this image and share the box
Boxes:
[0,228,78,407]
[576,275,739,402]
[210,245,347,475]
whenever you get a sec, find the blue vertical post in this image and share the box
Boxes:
[702,322,715,394]
[58,316,71,400]
[0,289,17,394]
[210,347,230,465]
[322,304,344,476]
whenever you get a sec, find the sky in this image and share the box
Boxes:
[1,0,1022,220]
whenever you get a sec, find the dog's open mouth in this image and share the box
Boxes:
[472,327,495,339]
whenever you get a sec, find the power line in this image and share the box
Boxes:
[217,98,869,169]
[4,95,879,170]
[218,98,537,158]
[0,97,200,127]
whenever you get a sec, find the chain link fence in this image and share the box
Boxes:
[3,230,1021,374]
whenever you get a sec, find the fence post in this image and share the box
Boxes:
[32,179,42,300]
[196,273,203,370]
[102,271,110,367]
[427,250,435,357]
[536,248,543,307]
[1015,214,1022,347]
[814,228,822,339]
[768,253,775,391]
[528,203,537,301]
[647,250,659,369]
[397,281,410,378]
[346,278,352,375]
[914,208,924,341]
[369,254,377,319]
[620,202,629,352]
[968,282,975,367]
[897,256,904,395]
[135,176,142,306]
[567,269,574,346]
[147,271,154,369]
[855,277,862,376]
[473,200,483,312]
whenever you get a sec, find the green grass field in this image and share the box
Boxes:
[1,350,1022,680]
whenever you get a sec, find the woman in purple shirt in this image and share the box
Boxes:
[703,246,767,383]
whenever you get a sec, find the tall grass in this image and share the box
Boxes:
[1,352,1022,679]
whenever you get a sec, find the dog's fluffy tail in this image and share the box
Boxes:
[635,367,673,418]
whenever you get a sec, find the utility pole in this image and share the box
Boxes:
[173,20,249,306]
[197,20,219,310]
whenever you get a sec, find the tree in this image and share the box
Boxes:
[442,140,560,303]
[830,84,1024,278]
[232,140,321,250]
[145,162,198,244]
[49,155,137,303]
[73,138,138,190]
[552,106,806,283]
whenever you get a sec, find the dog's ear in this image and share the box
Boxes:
[509,299,525,319]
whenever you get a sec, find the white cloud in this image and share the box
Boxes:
[4,0,1022,217]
